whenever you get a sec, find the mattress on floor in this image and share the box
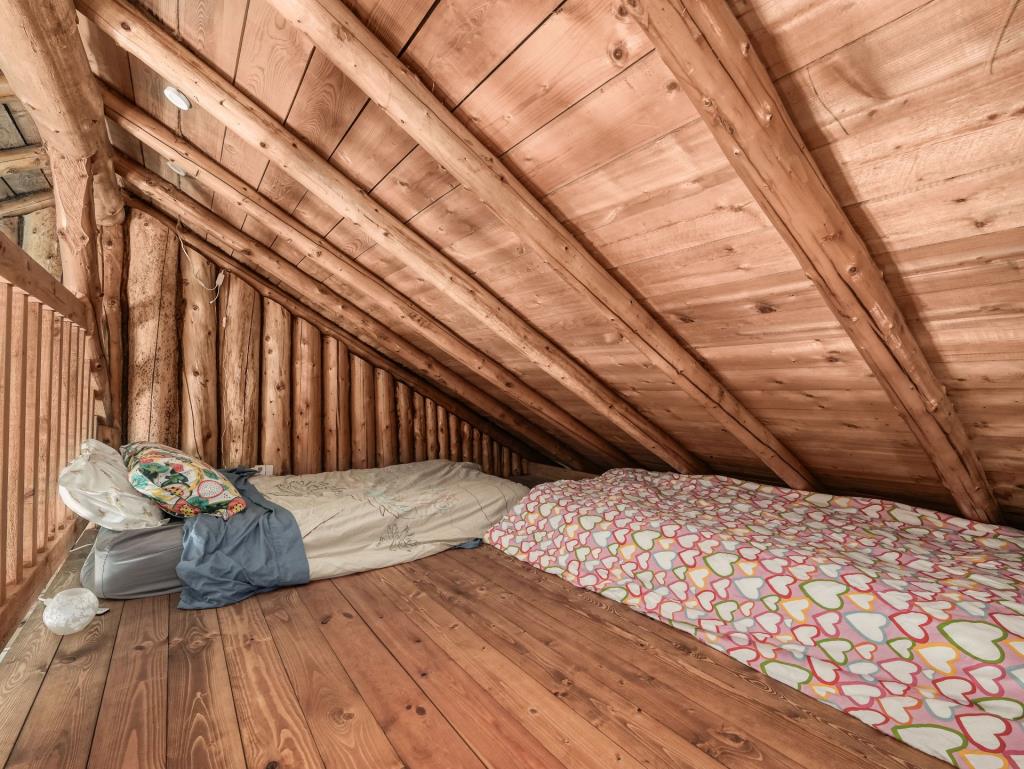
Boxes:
[81,522,184,599]
[486,469,1024,769]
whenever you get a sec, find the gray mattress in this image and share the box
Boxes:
[81,523,184,599]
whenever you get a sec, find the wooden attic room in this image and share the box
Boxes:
[0,0,1021,766]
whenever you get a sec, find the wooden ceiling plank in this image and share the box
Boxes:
[630,0,999,523]
[264,0,814,488]
[116,153,590,470]
[79,0,706,474]
[103,87,633,467]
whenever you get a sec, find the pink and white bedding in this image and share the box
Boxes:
[486,469,1024,768]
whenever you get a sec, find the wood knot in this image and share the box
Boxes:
[120,21,131,31]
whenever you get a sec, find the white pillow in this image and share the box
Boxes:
[58,440,166,531]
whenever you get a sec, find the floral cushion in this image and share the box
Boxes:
[120,442,247,518]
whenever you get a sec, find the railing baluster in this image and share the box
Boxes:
[25,300,42,567]
[47,313,62,540]
[0,283,10,605]
[7,291,28,587]
[36,307,53,555]
[64,320,78,528]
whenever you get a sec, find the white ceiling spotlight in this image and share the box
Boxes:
[165,161,190,177]
[162,85,192,111]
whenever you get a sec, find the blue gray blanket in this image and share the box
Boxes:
[177,468,310,609]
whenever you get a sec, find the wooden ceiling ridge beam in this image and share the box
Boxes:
[0,145,49,176]
[629,0,998,522]
[78,0,706,475]
[263,0,816,489]
[100,86,633,469]
[115,153,589,470]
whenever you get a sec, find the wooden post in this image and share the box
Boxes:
[481,434,493,475]
[322,336,341,473]
[219,274,261,466]
[36,307,54,551]
[350,356,375,470]
[260,299,291,475]
[412,392,426,463]
[630,0,999,522]
[126,209,178,445]
[396,382,413,465]
[375,369,397,468]
[425,399,438,460]
[460,421,472,464]
[292,317,322,475]
[24,300,42,564]
[448,413,460,462]
[337,345,351,471]
[98,223,125,444]
[179,246,218,464]
[472,428,482,466]
[437,407,449,461]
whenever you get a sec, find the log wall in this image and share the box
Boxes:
[121,210,524,478]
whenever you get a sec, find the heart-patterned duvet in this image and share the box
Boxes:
[485,469,1024,767]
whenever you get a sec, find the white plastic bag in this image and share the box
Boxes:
[41,588,101,635]
[58,439,166,530]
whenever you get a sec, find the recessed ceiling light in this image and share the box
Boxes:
[163,85,192,111]
[166,161,190,177]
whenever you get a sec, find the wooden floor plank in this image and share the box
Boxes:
[465,547,944,769]
[366,565,647,769]
[166,607,247,769]
[398,557,729,769]
[3,599,124,769]
[296,579,488,769]
[257,588,404,769]
[86,595,169,769]
[439,550,835,769]
[216,598,326,769]
[335,571,569,769]
[0,530,95,767]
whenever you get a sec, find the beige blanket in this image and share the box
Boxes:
[251,459,528,580]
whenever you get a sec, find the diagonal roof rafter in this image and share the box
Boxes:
[628,0,999,522]
[78,0,708,475]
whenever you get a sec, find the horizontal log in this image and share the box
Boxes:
[0,145,48,175]
[0,232,88,327]
[0,191,54,218]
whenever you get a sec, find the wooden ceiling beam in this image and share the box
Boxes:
[629,0,998,522]
[115,153,589,470]
[78,0,705,475]
[0,145,48,176]
[0,191,54,218]
[0,0,122,225]
[101,87,633,469]
[263,0,815,489]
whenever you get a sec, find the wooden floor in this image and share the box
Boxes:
[0,535,945,769]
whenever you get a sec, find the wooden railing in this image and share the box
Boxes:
[0,233,94,643]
